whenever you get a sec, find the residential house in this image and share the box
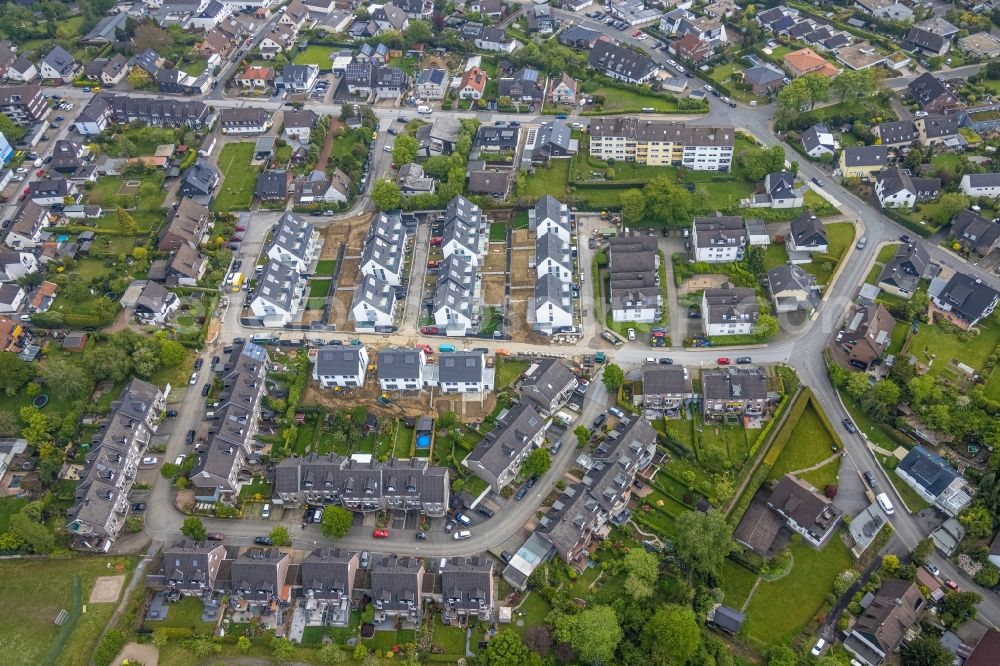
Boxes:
[874,167,941,209]
[74,95,210,136]
[930,271,1000,329]
[438,351,489,393]
[440,557,494,624]
[950,209,1000,256]
[588,41,657,85]
[370,555,422,623]
[896,446,974,517]
[414,68,449,100]
[783,47,839,78]
[0,283,24,313]
[300,549,359,623]
[702,367,768,418]
[67,379,165,551]
[134,281,179,324]
[260,24,298,59]
[433,255,478,336]
[470,0,506,19]
[873,120,918,148]
[661,10,727,44]
[535,233,572,282]
[249,259,306,326]
[230,548,291,608]
[966,629,1000,666]
[607,234,660,323]
[960,173,1000,198]
[475,27,516,53]
[351,274,397,329]
[844,579,923,666]
[787,211,828,258]
[220,107,273,134]
[908,73,958,113]
[701,285,759,336]
[877,243,930,299]
[528,122,576,162]
[855,0,914,21]
[588,117,734,171]
[692,215,746,262]
[159,198,211,252]
[280,0,312,30]
[670,33,715,64]
[166,244,208,286]
[50,140,89,173]
[742,64,786,96]
[838,145,887,180]
[0,84,48,126]
[0,249,39,282]
[180,159,220,198]
[371,5,409,33]
[255,171,291,202]
[392,0,433,20]
[464,402,545,491]
[498,68,545,106]
[313,345,369,388]
[519,359,577,414]
[533,274,574,334]
[397,163,436,196]
[416,117,461,157]
[441,196,483,265]
[558,25,602,49]
[278,64,319,92]
[801,124,838,158]
[458,66,488,100]
[237,66,275,89]
[744,172,805,209]
[147,540,226,596]
[361,210,408,286]
[914,114,961,148]
[39,46,80,82]
[188,0,232,31]
[5,201,51,249]
[904,27,949,56]
[28,280,58,313]
[377,348,428,392]
[959,32,1000,59]
[7,57,37,83]
[529,195,571,243]
[372,66,408,99]
[527,2,554,34]
[273,455,449,516]
[548,73,576,104]
[767,474,843,547]
[84,54,130,87]
[263,215,318,275]
[837,304,896,368]
[767,264,818,312]
[639,364,692,415]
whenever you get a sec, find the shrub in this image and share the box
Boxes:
[94,630,126,666]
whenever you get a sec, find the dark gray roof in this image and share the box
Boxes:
[842,145,887,168]
[588,41,656,82]
[702,286,759,325]
[965,173,1000,188]
[416,68,446,85]
[920,114,959,139]
[534,194,570,231]
[370,555,422,611]
[256,171,289,198]
[253,260,299,312]
[908,72,955,107]
[274,454,448,506]
[642,365,690,395]
[270,212,315,263]
[438,352,485,383]
[315,346,366,376]
[711,606,746,633]
[951,209,1000,253]
[702,368,768,401]
[535,233,571,272]
[743,63,785,85]
[934,272,1000,324]
[153,540,225,592]
[790,211,827,247]
[301,548,357,601]
[878,243,929,291]
[230,548,289,597]
[377,348,424,381]
[876,120,918,145]
[43,46,77,76]
[351,274,396,319]
[694,215,746,248]
[767,263,816,294]
[520,359,576,407]
[465,402,545,485]
[905,27,947,52]
[897,446,960,497]
[441,556,493,611]
[534,122,572,152]
[183,159,218,196]
[362,210,406,275]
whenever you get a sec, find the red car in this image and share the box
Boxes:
[420,326,439,335]
[373,529,389,538]
[230,236,242,242]
[945,579,960,591]
[235,225,246,232]
[717,357,731,365]
[633,30,642,37]
[427,260,439,269]
[430,236,443,246]
[416,344,433,354]
[35,168,44,177]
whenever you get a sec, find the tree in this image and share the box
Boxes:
[958,505,994,539]
[621,547,659,600]
[181,516,207,541]
[556,605,622,665]
[602,363,624,393]
[237,636,252,653]
[902,635,955,666]
[645,177,692,228]
[621,189,646,226]
[270,525,290,547]
[321,505,353,538]
[0,352,34,395]
[117,207,138,235]
[40,358,91,401]
[478,629,529,666]
[765,645,797,666]
[777,78,811,114]
[271,637,295,660]
[673,509,735,582]
[10,512,54,553]
[974,564,1000,588]
[881,553,901,576]
[0,112,25,142]
[391,133,419,165]
[933,193,970,225]
[574,425,591,448]
[319,644,346,664]
[521,448,551,478]
[753,314,779,340]
[801,73,831,108]
[128,66,153,89]
[370,179,403,210]
[644,605,701,666]
[832,69,877,101]
[156,335,187,368]
[844,371,871,400]
[939,590,982,628]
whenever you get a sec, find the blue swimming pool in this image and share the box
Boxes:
[416,435,431,449]
[57,234,69,242]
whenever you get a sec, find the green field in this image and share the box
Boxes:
[588,86,681,114]
[495,359,528,389]
[798,222,855,287]
[744,539,852,647]
[293,45,334,67]
[904,319,1000,378]
[0,556,135,666]
[768,404,839,481]
[212,142,262,212]
[721,559,759,609]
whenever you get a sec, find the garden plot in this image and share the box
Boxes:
[508,298,549,344]
[483,274,506,305]
[511,229,534,249]
[483,243,507,272]
[510,251,535,288]
[335,259,361,289]
[329,288,356,331]
[434,393,493,422]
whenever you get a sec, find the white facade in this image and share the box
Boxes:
[682,144,733,171]
[875,180,916,209]
[0,251,39,281]
[434,303,473,336]
[313,346,370,388]
[960,174,1000,198]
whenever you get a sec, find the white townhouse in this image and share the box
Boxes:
[350,273,397,330]
[249,260,306,327]
[692,215,746,263]
[529,195,571,243]
[441,196,483,266]
[535,233,573,282]
[313,345,369,388]
[960,173,1000,198]
[266,213,321,273]
[702,285,760,336]
[377,347,429,392]
[438,351,490,394]
[534,274,574,335]
[360,210,408,287]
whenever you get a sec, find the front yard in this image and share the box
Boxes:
[212,142,262,213]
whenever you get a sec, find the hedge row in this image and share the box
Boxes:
[748,391,792,458]
[762,388,815,468]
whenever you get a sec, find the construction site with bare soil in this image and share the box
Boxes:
[322,212,376,331]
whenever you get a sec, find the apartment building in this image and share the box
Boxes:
[589,117,734,170]
[463,402,547,491]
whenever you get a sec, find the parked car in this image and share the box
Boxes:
[477,505,494,518]
[373,528,389,538]
[261,504,270,519]
[514,487,528,501]
[201,384,211,397]
[185,430,196,445]
[207,532,225,541]
[842,419,857,434]
[445,519,456,533]
[142,456,158,465]
[194,357,204,370]
[945,579,960,591]
[131,503,147,512]
[525,476,537,488]
[811,639,826,657]
[593,413,607,429]
[811,177,824,187]
[856,236,867,250]
[924,563,940,577]
[416,532,428,540]
[254,536,272,545]
[863,470,878,490]
[627,327,636,341]
[659,357,673,365]
[454,529,472,540]
[166,409,178,417]
[189,372,198,384]
[175,454,187,465]
[717,357,731,365]
[736,356,752,364]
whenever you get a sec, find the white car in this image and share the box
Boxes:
[141,457,158,465]
[384,145,393,152]
[811,638,826,656]
[637,33,647,40]
[914,111,928,118]
[189,372,198,384]
[627,327,636,341]
[175,454,187,465]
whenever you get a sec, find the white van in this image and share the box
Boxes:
[453,529,471,540]
[261,503,271,519]
[609,407,626,419]
[810,638,826,656]
[876,493,894,515]
[455,512,471,526]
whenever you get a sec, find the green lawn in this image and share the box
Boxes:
[744,538,852,647]
[308,279,331,298]
[432,615,468,657]
[587,86,681,114]
[0,497,28,532]
[698,421,753,469]
[180,59,207,76]
[212,142,261,213]
[768,404,839,481]
[392,423,415,457]
[495,359,528,389]
[798,458,842,491]
[314,259,337,276]
[721,559,759,609]
[799,222,855,287]
[513,592,552,637]
[904,319,1000,378]
[293,45,334,66]
[0,556,136,666]
[85,173,166,223]
[518,159,571,199]
[489,222,508,242]
[146,596,215,634]
[876,243,900,264]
